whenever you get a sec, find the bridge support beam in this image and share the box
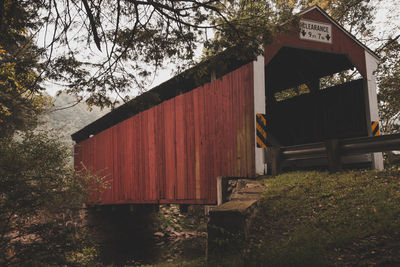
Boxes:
[364,51,384,170]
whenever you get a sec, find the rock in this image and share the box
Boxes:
[153,232,164,237]
[172,231,182,237]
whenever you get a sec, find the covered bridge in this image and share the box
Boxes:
[73,6,383,205]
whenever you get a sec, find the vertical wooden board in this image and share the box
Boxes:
[85,139,95,202]
[140,112,146,200]
[95,130,106,202]
[138,113,144,201]
[156,104,166,200]
[91,137,101,202]
[175,94,186,199]
[239,65,247,177]
[233,69,239,175]
[137,113,143,200]
[240,67,247,177]
[139,113,145,201]
[130,117,136,201]
[192,89,201,199]
[227,72,234,176]
[183,93,190,199]
[92,131,102,202]
[124,119,134,200]
[135,114,143,200]
[185,91,195,199]
[117,121,128,201]
[214,79,222,181]
[127,119,133,200]
[240,68,247,177]
[142,111,150,200]
[225,72,234,177]
[221,73,230,177]
[190,91,197,199]
[107,128,114,202]
[202,84,208,200]
[134,115,140,201]
[200,83,209,200]
[93,135,99,202]
[205,83,215,199]
[164,99,177,200]
[114,124,121,202]
[112,125,120,202]
[226,73,237,176]
[246,64,256,177]
[140,113,146,201]
[126,118,133,200]
[197,85,207,200]
[212,79,222,201]
[91,135,99,202]
[219,76,227,176]
[210,80,218,200]
[218,75,225,176]
[147,108,157,200]
[118,123,126,202]
[244,63,252,176]
[87,137,92,173]
[132,116,139,201]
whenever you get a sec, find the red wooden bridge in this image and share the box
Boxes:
[73,6,383,206]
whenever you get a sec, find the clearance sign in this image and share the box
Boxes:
[300,19,332,44]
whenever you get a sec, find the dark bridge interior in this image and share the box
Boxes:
[265,46,368,146]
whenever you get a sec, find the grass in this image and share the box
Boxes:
[144,167,400,266]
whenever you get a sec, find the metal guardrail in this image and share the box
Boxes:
[341,134,400,154]
[269,133,400,175]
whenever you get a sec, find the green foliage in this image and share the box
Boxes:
[0,2,107,265]
[245,169,400,266]
[0,0,50,137]
[0,131,102,266]
[204,0,275,57]
[377,38,400,134]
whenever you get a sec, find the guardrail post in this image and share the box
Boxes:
[325,139,342,172]
[270,146,281,176]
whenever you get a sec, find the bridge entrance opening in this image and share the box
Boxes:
[265,46,368,146]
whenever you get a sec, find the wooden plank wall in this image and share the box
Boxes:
[74,62,255,205]
[264,8,367,77]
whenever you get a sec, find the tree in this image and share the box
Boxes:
[26,0,254,108]
[0,131,105,266]
[0,1,105,264]
[203,0,275,57]
[0,0,50,137]
[377,37,400,134]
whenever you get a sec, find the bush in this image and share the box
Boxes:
[0,131,103,266]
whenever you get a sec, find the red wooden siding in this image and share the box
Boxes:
[265,8,367,76]
[74,62,255,205]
